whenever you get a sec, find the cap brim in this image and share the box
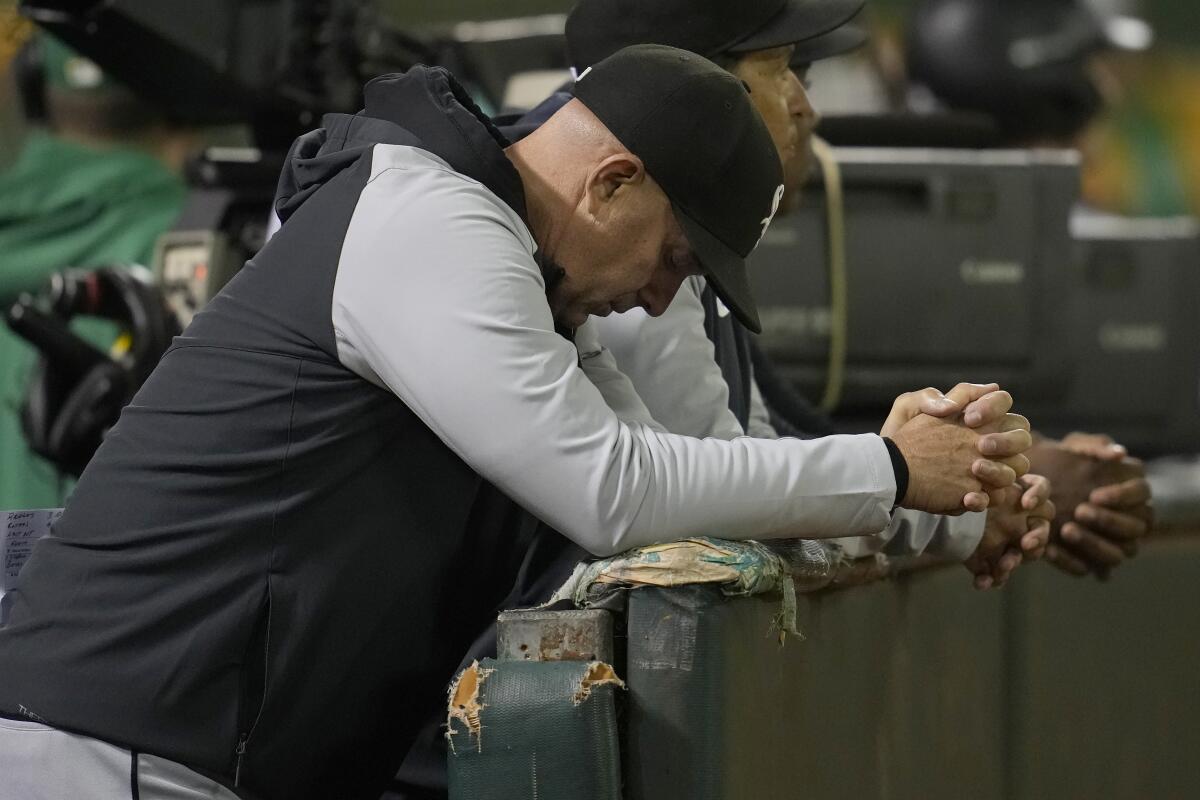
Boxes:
[673,205,762,334]
[791,23,869,66]
[727,0,865,55]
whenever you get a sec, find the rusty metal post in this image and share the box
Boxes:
[496,608,614,664]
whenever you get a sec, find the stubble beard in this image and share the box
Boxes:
[536,252,579,336]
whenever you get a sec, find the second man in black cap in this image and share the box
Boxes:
[566,0,1049,584]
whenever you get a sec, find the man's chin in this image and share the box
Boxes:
[778,182,804,214]
[781,156,814,209]
[553,308,590,331]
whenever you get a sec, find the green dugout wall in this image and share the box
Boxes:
[454,533,1200,799]
[622,534,1200,799]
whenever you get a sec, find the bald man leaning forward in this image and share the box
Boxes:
[0,47,1023,800]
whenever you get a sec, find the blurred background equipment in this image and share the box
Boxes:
[1024,213,1200,453]
[904,0,1147,147]
[18,1,573,330]
[752,146,1200,454]
[754,0,1200,453]
[0,22,190,507]
[5,265,179,476]
[425,13,569,114]
[152,147,285,328]
[751,148,1080,419]
[18,0,431,147]
[18,1,573,140]
[806,0,1200,219]
[16,0,435,338]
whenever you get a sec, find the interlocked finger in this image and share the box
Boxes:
[991,548,1023,587]
[973,459,1017,489]
[1019,473,1051,509]
[1059,522,1126,567]
[1021,517,1051,560]
[1074,502,1149,541]
[1089,477,1152,509]
[978,428,1032,458]
[1045,543,1090,577]
[961,389,1012,427]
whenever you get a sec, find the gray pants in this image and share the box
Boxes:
[0,718,240,799]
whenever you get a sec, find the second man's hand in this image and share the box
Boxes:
[965,474,1055,589]
[1030,433,1155,579]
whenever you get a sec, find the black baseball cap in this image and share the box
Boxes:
[573,44,784,333]
[791,21,869,66]
[567,0,866,70]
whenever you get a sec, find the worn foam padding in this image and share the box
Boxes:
[555,537,799,605]
[550,536,838,635]
[446,658,623,800]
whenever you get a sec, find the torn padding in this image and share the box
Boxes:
[447,658,623,800]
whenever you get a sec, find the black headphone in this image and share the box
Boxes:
[7,266,179,476]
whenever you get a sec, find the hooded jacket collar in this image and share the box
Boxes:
[275,66,528,226]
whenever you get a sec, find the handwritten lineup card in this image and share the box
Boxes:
[2,509,62,623]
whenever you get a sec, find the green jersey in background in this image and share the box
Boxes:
[0,131,185,509]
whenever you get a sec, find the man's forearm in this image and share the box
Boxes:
[835,508,986,562]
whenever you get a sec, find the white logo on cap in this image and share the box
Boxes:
[572,66,593,82]
[757,184,785,246]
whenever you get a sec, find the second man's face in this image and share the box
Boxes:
[732,45,819,209]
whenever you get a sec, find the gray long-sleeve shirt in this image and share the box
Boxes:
[330,144,901,556]
[589,274,986,561]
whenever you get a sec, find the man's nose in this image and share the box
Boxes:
[639,270,688,317]
[788,72,818,126]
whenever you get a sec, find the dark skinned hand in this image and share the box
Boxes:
[1028,433,1154,579]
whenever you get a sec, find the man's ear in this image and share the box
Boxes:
[584,152,645,218]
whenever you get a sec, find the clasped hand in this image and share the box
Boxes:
[881,382,1052,589]
[1029,432,1154,579]
[964,474,1054,589]
[882,382,1032,515]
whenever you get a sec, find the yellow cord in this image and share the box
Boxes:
[810,135,848,413]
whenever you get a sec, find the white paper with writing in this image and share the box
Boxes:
[2,509,61,624]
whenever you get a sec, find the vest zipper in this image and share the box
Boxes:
[234,585,272,788]
[234,734,248,786]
